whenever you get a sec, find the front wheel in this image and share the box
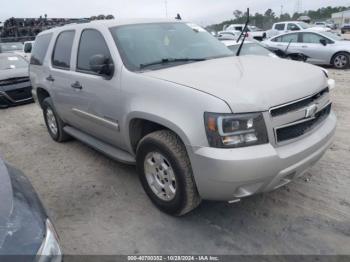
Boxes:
[332,52,350,69]
[136,130,201,216]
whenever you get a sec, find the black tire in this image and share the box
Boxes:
[136,130,201,216]
[331,52,350,69]
[42,97,71,142]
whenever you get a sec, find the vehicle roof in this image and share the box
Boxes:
[269,29,329,38]
[38,18,184,36]
[228,24,255,27]
[221,40,254,46]
[275,21,302,24]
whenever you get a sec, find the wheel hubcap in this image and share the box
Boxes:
[46,108,58,135]
[334,55,348,68]
[144,152,176,201]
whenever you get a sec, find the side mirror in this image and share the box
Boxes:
[24,44,32,53]
[89,54,114,78]
[320,39,327,46]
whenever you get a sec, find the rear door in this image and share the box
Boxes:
[48,30,82,123]
[272,33,299,53]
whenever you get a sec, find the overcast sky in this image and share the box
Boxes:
[1,0,349,26]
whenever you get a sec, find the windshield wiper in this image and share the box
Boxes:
[140,58,206,69]
[236,8,250,56]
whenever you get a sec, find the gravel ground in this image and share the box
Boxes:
[0,68,349,255]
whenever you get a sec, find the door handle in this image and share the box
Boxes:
[46,75,55,82]
[71,81,83,90]
[302,45,308,48]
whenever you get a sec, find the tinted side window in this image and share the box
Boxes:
[281,33,298,43]
[275,24,285,31]
[302,33,328,44]
[287,23,300,31]
[77,29,112,73]
[30,33,53,65]
[52,31,75,69]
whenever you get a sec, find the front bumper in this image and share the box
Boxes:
[0,89,34,108]
[187,112,336,201]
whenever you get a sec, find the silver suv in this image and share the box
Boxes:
[29,19,337,216]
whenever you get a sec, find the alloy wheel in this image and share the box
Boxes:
[144,152,177,201]
[46,108,58,136]
[334,54,348,69]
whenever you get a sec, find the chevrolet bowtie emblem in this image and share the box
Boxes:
[305,104,318,118]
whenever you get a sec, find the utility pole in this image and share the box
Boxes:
[164,0,168,18]
[280,5,284,17]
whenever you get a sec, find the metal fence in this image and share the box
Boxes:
[0,36,35,43]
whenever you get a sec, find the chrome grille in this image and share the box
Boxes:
[270,88,329,117]
[276,104,331,143]
[5,86,32,101]
[0,77,30,86]
[270,87,331,144]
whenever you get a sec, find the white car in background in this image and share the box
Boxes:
[217,30,241,40]
[225,24,266,40]
[263,30,350,69]
[267,21,331,39]
[221,39,278,58]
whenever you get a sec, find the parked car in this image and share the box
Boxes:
[0,157,62,260]
[225,24,266,40]
[30,19,336,216]
[263,30,350,69]
[221,39,278,58]
[0,42,24,53]
[0,53,33,108]
[267,21,331,38]
[313,21,335,29]
[341,24,350,34]
[217,30,241,40]
[22,41,35,61]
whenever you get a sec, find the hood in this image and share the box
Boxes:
[143,56,326,113]
[0,159,46,255]
[0,68,28,81]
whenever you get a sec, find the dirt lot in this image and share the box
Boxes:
[0,68,349,255]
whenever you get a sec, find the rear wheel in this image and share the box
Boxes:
[332,52,350,69]
[42,98,71,142]
[136,130,201,216]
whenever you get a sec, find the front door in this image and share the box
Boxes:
[299,33,334,64]
[70,28,122,147]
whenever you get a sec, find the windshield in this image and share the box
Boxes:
[322,32,343,41]
[297,22,311,29]
[227,43,273,57]
[0,55,28,70]
[110,22,233,71]
[0,42,24,52]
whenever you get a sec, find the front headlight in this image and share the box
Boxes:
[37,219,62,262]
[204,112,268,148]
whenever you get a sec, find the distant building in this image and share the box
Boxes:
[332,9,350,27]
